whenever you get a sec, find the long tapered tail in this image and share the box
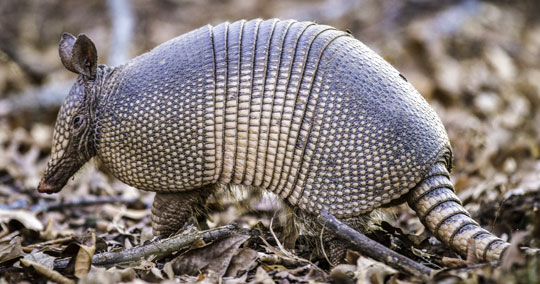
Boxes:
[407,161,509,262]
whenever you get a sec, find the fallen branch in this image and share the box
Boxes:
[53,224,239,269]
[316,209,435,280]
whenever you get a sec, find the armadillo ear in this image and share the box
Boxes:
[59,33,78,74]
[58,33,98,79]
[71,34,98,79]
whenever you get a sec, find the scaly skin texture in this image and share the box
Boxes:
[39,19,509,263]
[151,186,214,237]
[407,161,509,261]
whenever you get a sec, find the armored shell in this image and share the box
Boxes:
[95,19,450,218]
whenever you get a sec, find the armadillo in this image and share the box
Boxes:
[38,19,509,262]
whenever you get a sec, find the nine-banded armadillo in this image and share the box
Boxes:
[38,19,509,262]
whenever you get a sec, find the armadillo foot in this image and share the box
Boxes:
[151,186,215,237]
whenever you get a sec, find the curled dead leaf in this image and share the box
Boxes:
[172,233,249,276]
[253,266,274,284]
[329,264,357,284]
[20,258,75,284]
[78,266,137,284]
[355,255,397,284]
[23,251,55,269]
[501,231,527,271]
[73,232,96,278]
[225,247,258,277]
[0,236,24,264]
[0,209,44,231]
[61,232,97,278]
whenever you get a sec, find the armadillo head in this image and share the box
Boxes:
[38,33,103,193]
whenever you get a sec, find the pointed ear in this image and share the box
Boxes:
[58,33,98,79]
[71,34,98,79]
[59,33,78,73]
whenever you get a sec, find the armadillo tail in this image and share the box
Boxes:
[407,161,510,262]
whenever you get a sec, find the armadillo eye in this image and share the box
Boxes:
[73,115,83,128]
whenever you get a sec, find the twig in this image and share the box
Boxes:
[23,236,74,252]
[316,209,435,280]
[261,216,325,274]
[53,224,238,269]
[30,197,147,212]
[268,214,294,258]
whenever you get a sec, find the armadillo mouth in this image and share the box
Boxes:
[37,180,63,193]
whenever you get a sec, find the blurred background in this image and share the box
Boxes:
[0,0,539,277]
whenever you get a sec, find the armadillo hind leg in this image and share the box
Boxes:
[151,186,215,237]
[407,160,510,262]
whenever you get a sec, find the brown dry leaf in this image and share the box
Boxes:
[40,219,59,240]
[329,264,356,284]
[196,270,222,284]
[225,247,258,277]
[0,209,44,231]
[172,233,250,276]
[501,231,527,271]
[79,266,136,284]
[23,251,55,269]
[20,258,75,284]
[355,255,397,284]
[140,226,154,244]
[0,236,24,264]
[133,259,165,282]
[224,273,248,284]
[251,266,274,284]
[73,232,96,278]
[274,269,310,283]
[191,238,208,249]
[260,263,288,272]
[141,266,165,282]
[345,250,360,265]
[163,260,175,279]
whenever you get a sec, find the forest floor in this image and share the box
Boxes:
[1,0,540,283]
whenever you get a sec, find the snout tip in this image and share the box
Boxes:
[37,181,62,193]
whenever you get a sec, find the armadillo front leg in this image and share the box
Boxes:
[322,216,370,264]
[151,186,215,237]
[408,161,510,261]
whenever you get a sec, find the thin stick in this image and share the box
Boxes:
[316,209,434,280]
[23,236,74,252]
[53,224,238,269]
